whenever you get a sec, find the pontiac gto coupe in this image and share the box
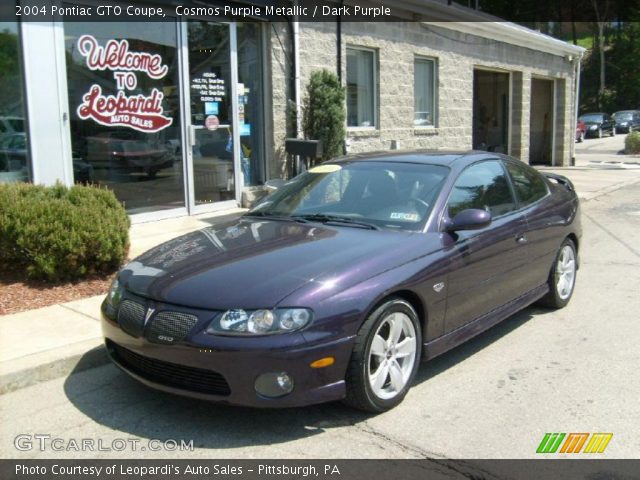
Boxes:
[102,151,581,412]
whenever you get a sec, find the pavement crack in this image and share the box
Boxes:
[60,304,101,321]
[582,211,640,258]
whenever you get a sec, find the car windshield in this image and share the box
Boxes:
[613,112,633,120]
[248,161,449,231]
[579,114,603,123]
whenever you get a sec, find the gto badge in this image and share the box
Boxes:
[144,308,155,324]
[433,282,445,293]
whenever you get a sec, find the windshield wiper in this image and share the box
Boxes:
[244,211,309,223]
[291,214,379,230]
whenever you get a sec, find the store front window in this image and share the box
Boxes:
[64,20,184,214]
[0,22,31,183]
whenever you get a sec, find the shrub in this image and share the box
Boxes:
[302,69,346,162]
[0,182,130,281]
[625,131,640,154]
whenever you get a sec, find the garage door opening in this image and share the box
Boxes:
[473,70,510,154]
[529,78,554,165]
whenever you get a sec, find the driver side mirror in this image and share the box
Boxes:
[445,208,492,232]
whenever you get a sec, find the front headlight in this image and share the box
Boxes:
[589,125,598,130]
[106,278,124,308]
[206,308,312,336]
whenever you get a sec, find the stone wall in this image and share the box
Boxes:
[268,22,577,174]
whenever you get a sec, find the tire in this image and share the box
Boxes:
[343,298,422,413]
[537,238,577,309]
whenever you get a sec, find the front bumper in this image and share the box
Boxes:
[101,298,355,408]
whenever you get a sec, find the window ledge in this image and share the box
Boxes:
[347,128,381,138]
[413,127,439,136]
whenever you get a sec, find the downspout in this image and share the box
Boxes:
[572,53,582,166]
[293,18,302,138]
[336,4,342,84]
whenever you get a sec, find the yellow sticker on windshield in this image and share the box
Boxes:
[308,164,342,173]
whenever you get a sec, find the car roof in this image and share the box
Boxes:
[580,112,606,115]
[614,110,638,114]
[329,150,496,167]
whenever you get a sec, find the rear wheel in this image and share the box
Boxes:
[538,238,577,309]
[343,298,422,413]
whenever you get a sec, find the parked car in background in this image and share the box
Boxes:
[102,151,581,413]
[0,116,25,139]
[82,130,174,178]
[612,110,640,134]
[575,120,586,143]
[0,132,27,172]
[578,113,616,138]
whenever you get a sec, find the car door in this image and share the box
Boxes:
[503,159,559,290]
[442,160,529,334]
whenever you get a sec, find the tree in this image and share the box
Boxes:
[302,69,346,162]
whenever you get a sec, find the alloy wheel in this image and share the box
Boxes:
[555,245,576,300]
[367,312,417,400]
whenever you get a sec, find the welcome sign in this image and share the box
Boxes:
[76,35,173,133]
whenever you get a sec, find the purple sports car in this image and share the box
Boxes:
[102,151,581,412]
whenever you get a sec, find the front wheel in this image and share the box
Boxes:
[537,238,577,309]
[343,299,422,413]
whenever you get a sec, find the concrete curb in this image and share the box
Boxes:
[0,342,109,395]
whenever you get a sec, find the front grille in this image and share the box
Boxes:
[146,311,198,345]
[117,300,146,337]
[108,341,231,396]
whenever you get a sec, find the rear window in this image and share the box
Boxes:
[504,161,549,207]
[579,114,603,123]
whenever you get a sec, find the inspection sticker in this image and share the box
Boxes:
[390,212,420,221]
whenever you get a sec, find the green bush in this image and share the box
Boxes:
[625,131,640,154]
[302,69,346,162]
[0,182,130,281]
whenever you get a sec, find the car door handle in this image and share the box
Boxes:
[516,234,527,244]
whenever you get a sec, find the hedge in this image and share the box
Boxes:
[625,131,640,154]
[0,182,130,281]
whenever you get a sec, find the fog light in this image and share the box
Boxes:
[254,372,294,398]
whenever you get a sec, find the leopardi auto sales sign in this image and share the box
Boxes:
[76,35,172,133]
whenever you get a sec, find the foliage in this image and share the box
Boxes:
[302,69,346,162]
[625,131,640,154]
[0,182,130,281]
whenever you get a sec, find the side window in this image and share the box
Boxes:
[448,161,516,218]
[504,160,548,207]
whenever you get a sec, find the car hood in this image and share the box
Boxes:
[119,217,440,310]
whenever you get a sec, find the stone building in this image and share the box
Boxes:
[1,1,583,221]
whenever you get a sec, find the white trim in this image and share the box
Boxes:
[413,55,438,128]
[178,20,195,215]
[230,22,243,203]
[345,45,378,129]
[426,22,584,58]
[129,207,189,225]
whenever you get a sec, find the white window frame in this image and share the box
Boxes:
[345,46,378,130]
[413,55,438,128]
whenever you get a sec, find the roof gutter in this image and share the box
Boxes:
[425,22,585,58]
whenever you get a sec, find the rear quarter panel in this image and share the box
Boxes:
[523,180,581,288]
